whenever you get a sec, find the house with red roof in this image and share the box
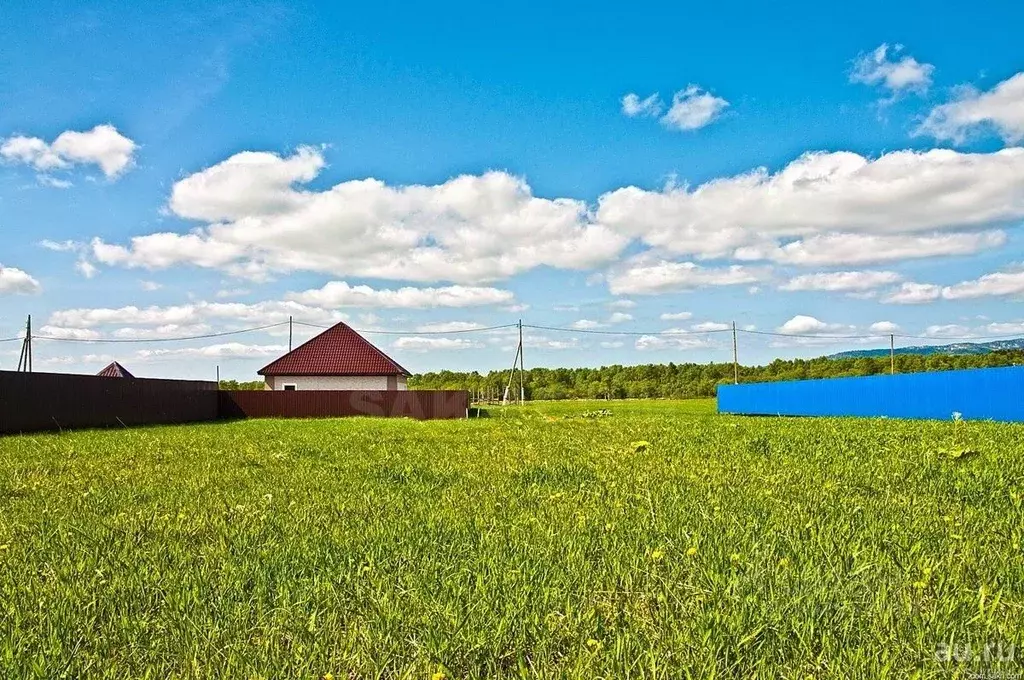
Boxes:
[96,362,135,378]
[257,322,411,391]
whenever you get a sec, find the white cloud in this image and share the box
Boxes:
[850,44,934,97]
[635,334,713,351]
[660,86,729,131]
[597,149,1024,262]
[92,148,627,283]
[917,72,1024,144]
[659,311,693,321]
[140,281,163,291]
[392,336,484,351]
[287,281,514,309]
[216,287,250,298]
[607,312,633,324]
[39,239,80,252]
[414,321,485,332]
[1,124,137,178]
[923,324,972,338]
[570,319,603,330]
[780,270,902,293]
[607,257,770,295]
[137,343,286,360]
[0,265,41,295]
[692,321,730,332]
[880,282,943,304]
[621,93,663,117]
[738,231,1007,266]
[607,299,636,310]
[37,326,101,340]
[870,321,901,333]
[38,175,72,189]
[48,300,347,329]
[777,315,850,336]
[941,268,1024,300]
[75,259,98,279]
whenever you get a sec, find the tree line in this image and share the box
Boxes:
[408,350,1024,400]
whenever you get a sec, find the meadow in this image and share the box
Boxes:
[0,399,1022,678]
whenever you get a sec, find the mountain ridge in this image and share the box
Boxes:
[829,338,1024,359]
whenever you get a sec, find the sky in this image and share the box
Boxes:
[1,0,1023,380]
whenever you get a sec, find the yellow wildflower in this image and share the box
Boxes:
[686,546,698,556]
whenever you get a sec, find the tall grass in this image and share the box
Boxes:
[0,400,1021,677]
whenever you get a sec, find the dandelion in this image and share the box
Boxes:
[324,674,334,680]
[651,549,665,561]
[778,557,790,568]
[432,671,447,680]
[730,553,742,564]
[686,546,698,556]
[586,638,602,649]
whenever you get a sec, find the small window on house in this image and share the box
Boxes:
[283,384,297,391]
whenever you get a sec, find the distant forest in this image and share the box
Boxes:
[409,350,1024,400]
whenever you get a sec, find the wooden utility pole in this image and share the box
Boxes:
[17,315,32,373]
[732,321,739,384]
[288,316,293,352]
[518,319,525,404]
[890,334,895,375]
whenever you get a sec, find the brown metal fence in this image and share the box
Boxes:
[218,390,470,420]
[0,371,469,435]
[0,370,219,435]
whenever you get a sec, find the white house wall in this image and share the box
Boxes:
[265,375,407,391]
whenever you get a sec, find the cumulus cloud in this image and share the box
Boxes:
[48,300,348,329]
[85,144,1024,287]
[621,93,663,117]
[870,321,901,333]
[917,72,1024,144]
[0,124,137,178]
[850,44,934,97]
[287,281,513,309]
[607,257,770,295]
[660,86,729,130]
[607,299,636,310]
[607,312,633,324]
[597,149,1024,262]
[635,334,713,351]
[776,315,851,336]
[880,282,943,305]
[738,231,1006,266]
[692,321,731,332]
[91,147,627,284]
[659,311,693,321]
[780,270,902,293]
[414,321,487,333]
[0,265,41,295]
[392,336,484,351]
[941,268,1024,300]
[570,319,603,330]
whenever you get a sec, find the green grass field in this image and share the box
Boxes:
[1,400,1022,678]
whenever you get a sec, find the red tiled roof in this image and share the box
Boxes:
[96,362,135,378]
[258,322,410,377]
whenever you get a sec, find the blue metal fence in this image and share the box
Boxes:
[717,365,1024,422]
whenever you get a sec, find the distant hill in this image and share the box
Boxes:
[829,338,1024,359]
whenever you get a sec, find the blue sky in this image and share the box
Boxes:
[2,0,1023,380]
